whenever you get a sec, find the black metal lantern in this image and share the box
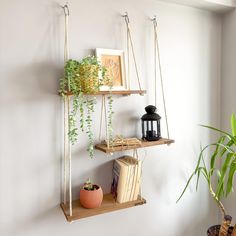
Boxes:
[141,105,161,141]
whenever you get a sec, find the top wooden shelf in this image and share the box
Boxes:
[65,90,146,96]
[95,138,174,154]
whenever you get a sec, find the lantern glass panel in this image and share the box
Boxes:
[153,121,157,133]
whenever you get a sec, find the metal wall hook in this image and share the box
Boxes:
[61,3,70,16]
[151,15,157,27]
[122,12,129,24]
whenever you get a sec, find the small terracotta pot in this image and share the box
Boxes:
[80,185,103,209]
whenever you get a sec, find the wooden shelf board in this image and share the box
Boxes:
[60,193,146,222]
[95,138,175,153]
[65,90,146,96]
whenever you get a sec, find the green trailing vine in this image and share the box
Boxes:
[86,97,96,158]
[68,95,80,145]
[59,55,114,158]
[79,93,85,132]
[107,94,114,145]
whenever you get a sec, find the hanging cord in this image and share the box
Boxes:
[132,149,145,200]
[152,16,170,139]
[153,17,157,108]
[133,148,139,160]
[62,3,69,205]
[98,95,109,149]
[103,96,109,148]
[139,149,147,200]
[62,3,71,91]
[62,3,72,216]
[63,96,68,205]
[67,97,72,217]
[122,12,142,91]
[99,95,105,141]
[127,20,130,90]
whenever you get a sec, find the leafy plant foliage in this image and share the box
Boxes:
[83,178,98,191]
[177,113,236,217]
[60,56,114,158]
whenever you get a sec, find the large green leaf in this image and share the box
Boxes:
[196,167,209,191]
[176,172,195,203]
[201,124,234,140]
[216,153,234,200]
[210,136,226,176]
[219,139,235,158]
[231,113,236,137]
[226,161,236,196]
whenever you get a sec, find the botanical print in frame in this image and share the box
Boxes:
[96,48,127,90]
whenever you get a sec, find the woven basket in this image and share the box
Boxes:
[207,225,233,236]
[79,64,100,94]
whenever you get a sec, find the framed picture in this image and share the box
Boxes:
[96,48,127,90]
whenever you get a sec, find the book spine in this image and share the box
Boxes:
[110,162,119,199]
[115,160,128,203]
[122,162,131,202]
[130,162,138,201]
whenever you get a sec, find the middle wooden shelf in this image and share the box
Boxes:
[95,138,175,153]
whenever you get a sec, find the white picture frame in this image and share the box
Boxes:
[96,48,127,91]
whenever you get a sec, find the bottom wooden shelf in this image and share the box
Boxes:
[60,193,146,222]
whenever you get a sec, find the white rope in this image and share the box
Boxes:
[63,96,68,204]
[154,21,157,108]
[127,26,130,90]
[67,96,72,216]
[133,148,139,160]
[63,4,71,91]
[64,11,69,63]
[104,96,109,148]
[122,12,142,91]
[62,3,72,216]
[152,16,170,139]
[62,4,70,206]
[99,95,105,141]
[132,149,144,200]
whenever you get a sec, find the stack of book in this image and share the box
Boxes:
[111,156,142,203]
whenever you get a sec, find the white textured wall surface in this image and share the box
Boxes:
[221,9,236,220]
[0,0,222,235]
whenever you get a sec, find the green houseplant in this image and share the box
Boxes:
[59,55,114,158]
[177,113,236,236]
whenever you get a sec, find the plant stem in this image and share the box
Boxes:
[209,184,226,217]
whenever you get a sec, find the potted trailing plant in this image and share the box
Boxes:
[177,113,236,236]
[79,179,103,209]
[59,55,114,158]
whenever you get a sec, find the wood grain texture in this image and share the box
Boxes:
[95,138,175,153]
[64,90,146,96]
[60,194,146,222]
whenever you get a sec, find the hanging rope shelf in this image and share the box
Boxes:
[95,14,174,153]
[60,6,147,223]
[60,4,174,221]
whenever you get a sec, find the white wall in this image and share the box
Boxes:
[221,9,236,220]
[0,0,222,235]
